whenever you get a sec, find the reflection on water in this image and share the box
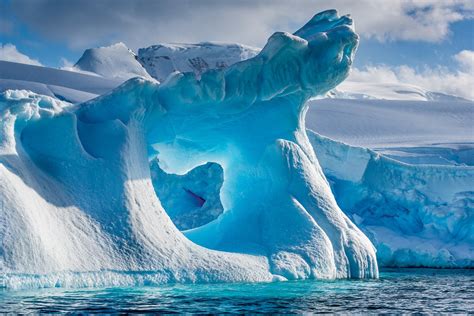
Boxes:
[1,269,473,313]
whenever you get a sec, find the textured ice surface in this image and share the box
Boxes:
[0,10,378,289]
[309,131,473,268]
[150,160,224,230]
[0,89,273,289]
[152,131,474,268]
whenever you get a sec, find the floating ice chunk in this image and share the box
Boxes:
[0,10,377,289]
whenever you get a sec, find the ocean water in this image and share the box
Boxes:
[1,269,472,313]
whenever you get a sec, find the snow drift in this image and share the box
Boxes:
[0,10,378,289]
[0,60,122,103]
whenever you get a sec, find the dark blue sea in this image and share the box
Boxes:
[1,269,472,313]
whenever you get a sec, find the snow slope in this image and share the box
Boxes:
[328,81,468,101]
[306,98,474,165]
[0,61,122,103]
[74,42,152,81]
[137,42,259,82]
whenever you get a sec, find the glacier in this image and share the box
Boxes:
[0,10,379,289]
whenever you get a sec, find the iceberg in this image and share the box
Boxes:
[310,131,473,267]
[0,10,378,289]
[152,131,474,268]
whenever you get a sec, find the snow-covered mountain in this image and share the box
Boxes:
[74,42,152,80]
[137,42,259,82]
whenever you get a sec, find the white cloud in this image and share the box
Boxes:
[347,50,474,100]
[0,43,43,66]
[59,57,75,71]
[454,50,474,72]
[6,0,474,50]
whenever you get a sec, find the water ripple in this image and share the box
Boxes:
[1,269,473,313]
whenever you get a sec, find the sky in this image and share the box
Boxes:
[1,0,474,99]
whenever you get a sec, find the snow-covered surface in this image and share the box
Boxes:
[0,78,97,104]
[0,61,122,103]
[0,11,378,290]
[306,98,474,166]
[74,42,152,81]
[329,80,468,101]
[137,42,259,82]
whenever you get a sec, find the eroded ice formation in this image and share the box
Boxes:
[153,132,473,268]
[0,10,378,289]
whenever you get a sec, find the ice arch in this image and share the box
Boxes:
[147,10,377,279]
[0,10,377,288]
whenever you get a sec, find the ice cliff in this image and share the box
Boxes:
[310,132,473,267]
[0,10,378,289]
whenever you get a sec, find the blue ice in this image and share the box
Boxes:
[0,10,378,289]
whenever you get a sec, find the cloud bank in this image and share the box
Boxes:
[348,50,474,100]
[0,43,43,66]
[4,0,474,50]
